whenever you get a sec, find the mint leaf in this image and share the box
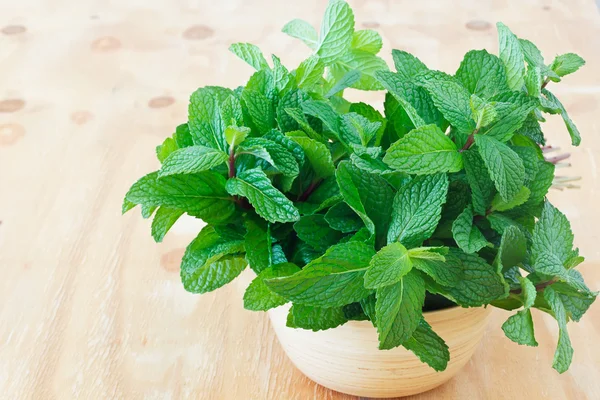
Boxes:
[532,201,574,265]
[375,71,427,128]
[502,309,538,347]
[151,207,183,243]
[264,241,375,307]
[329,50,388,91]
[403,319,450,372]
[316,0,355,64]
[516,113,545,145]
[544,286,574,373]
[351,30,382,54]
[551,283,596,322]
[294,214,344,251]
[497,23,526,91]
[483,91,538,142]
[180,226,246,294]
[339,112,381,147]
[158,146,229,178]
[277,89,310,132]
[525,66,542,97]
[244,217,271,274]
[375,271,426,349]
[244,263,300,311]
[387,174,448,247]
[391,50,428,80]
[225,169,300,223]
[383,124,462,174]
[550,53,585,77]
[325,70,361,97]
[336,161,394,244]
[525,160,554,207]
[463,149,495,215]
[302,100,341,138]
[475,134,525,201]
[364,242,413,289]
[519,276,537,308]
[455,50,509,99]
[225,125,250,148]
[324,202,363,233]
[156,137,178,163]
[282,19,318,50]
[452,205,488,254]
[288,134,335,179]
[286,304,348,331]
[415,71,475,134]
[242,88,274,134]
[229,43,269,70]
[445,249,508,306]
[409,249,460,287]
[512,145,540,182]
[238,137,299,186]
[470,95,498,129]
[295,55,325,90]
[491,186,530,212]
[124,171,235,224]
[541,89,581,146]
[188,87,233,152]
[497,226,527,271]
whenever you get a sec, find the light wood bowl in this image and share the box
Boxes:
[268,304,492,398]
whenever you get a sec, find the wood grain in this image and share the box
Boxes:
[1,1,599,399]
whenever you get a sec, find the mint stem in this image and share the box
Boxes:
[460,132,476,152]
[228,149,236,179]
[510,279,555,295]
[298,179,321,202]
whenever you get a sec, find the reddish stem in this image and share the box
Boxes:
[298,180,321,202]
[460,134,475,152]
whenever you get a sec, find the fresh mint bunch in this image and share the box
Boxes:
[123,0,594,374]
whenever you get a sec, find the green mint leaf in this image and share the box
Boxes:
[463,149,495,215]
[525,160,554,207]
[151,207,184,243]
[375,71,428,128]
[391,50,428,80]
[229,42,269,70]
[264,129,306,166]
[225,125,250,148]
[550,53,585,77]
[243,263,300,311]
[544,286,574,373]
[264,241,375,307]
[316,0,355,64]
[188,86,233,152]
[242,89,274,135]
[497,22,526,91]
[415,71,475,134]
[238,137,299,187]
[340,112,381,147]
[491,186,530,212]
[156,137,178,163]
[516,113,545,145]
[282,19,319,50]
[470,95,498,129]
[532,201,574,265]
[383,124,462,174]
[158,146,229,178]
[302,100,341,138]
[286,304,348,331]
[445,249,508,306]
[497,226,527,271]
[387,174,448,247]
[364,242,413,289]
[482,91,538,143]
[336,161,394,245]
[541,89,581,146]
[402,319,450,372]
[325,70,361,97]
[295,55,325,90]
[550,283,596,322]
[451,205,488,254]
[294,214,345,251]
[288,135,335,179]
[271,55,294,93]
[487,213,520,235]
[455,50,509,99]
[375,271,426,349]
[512,145,540,182]
[329,50,388,91]
[502,309,538,347]
[525,66,542,97]
[351,29,382,54]
[225,169,300,223]
[221,94,244,127]
[324,202,364,233]
[141,204,157,219]
[124,171,235,224]
[475,134,525,201]
[180,226,246,294]
[277,89,310,132]
[244,217,271,274]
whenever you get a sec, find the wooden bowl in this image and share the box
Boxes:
[268,304,492,398]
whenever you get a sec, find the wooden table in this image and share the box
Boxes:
[1,1,599,398]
